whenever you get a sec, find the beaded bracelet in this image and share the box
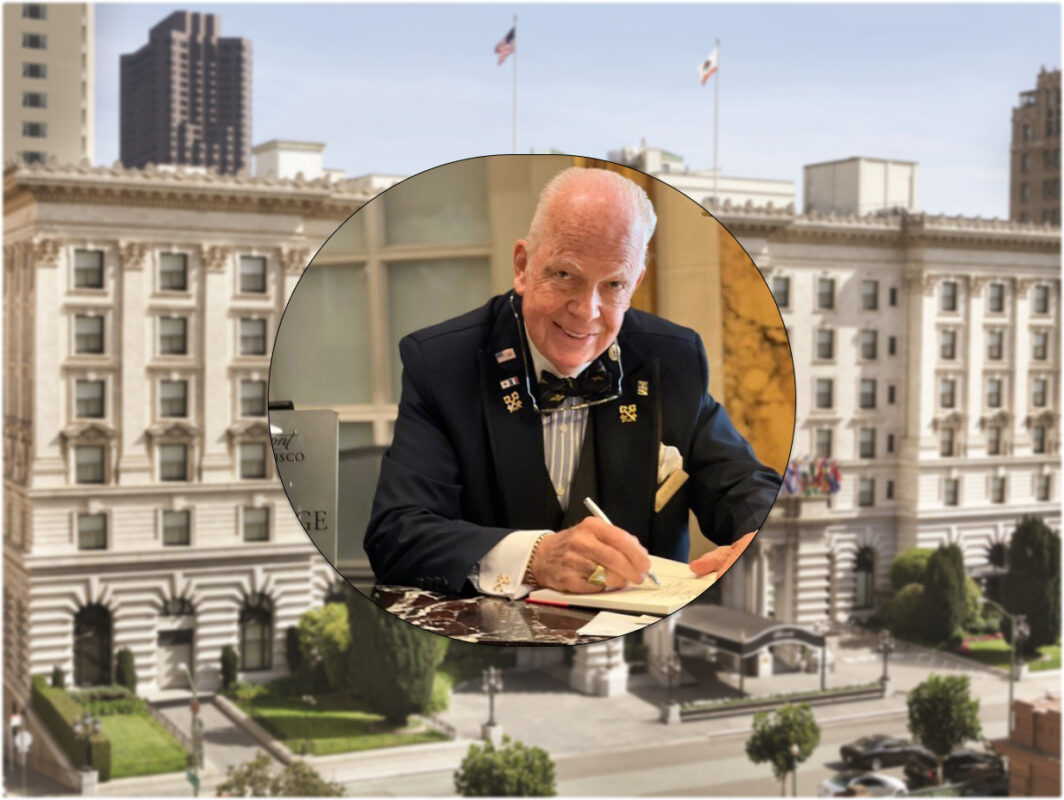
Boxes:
[522,532,551,588]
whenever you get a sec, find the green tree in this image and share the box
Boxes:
[114,648,137,693]
[1002,516,1061,654]
[347,594,439,724]
[887,583,926,641]
[962,576,985,632]
[298,603,351,691]
[216,750,342,797]
[890,547,933,592]
[454,735,556,797]
[907,674,982,784]
[920,545,966,644]
[285,626,302,675]
[745,703,820,794]
[220,645,239,691]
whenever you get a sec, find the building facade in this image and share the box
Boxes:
[803,157,919,216]
[2,2,94,167]
[120,11,251,174]
[2,160,369,710]
[992,693,1061,796]
[1010,68,1061,225]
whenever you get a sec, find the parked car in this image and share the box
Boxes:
[818,772,908,797]
[840,735,928,770]
[903,747,1006,789]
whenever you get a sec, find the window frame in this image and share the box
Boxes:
[77,512,107,550]
[816,277,835,311]
[158,316,189,356]
[159,443,190,482]
[74,445,106,484]
[239,318,268,356]
[158,252,189,293]
[859,378,877,410]
[238,255,268,294]
[74,379,105,419]
[73,314,105,355]
[815,378,834,410]
[940,281,958,312]
[162,509,191,546]
[242,506,270,542]
[858,428,876,459]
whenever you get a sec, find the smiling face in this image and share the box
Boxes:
[513,179,647,375]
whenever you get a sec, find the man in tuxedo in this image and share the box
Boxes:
[365,167,781,598]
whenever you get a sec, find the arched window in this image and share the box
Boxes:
[854,547,876,610]
[239,593,273,671]
[74,604,112,686]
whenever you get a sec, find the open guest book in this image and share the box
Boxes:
[526,555,717,616]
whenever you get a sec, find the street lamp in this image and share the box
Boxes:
[981,599,1029,729]
[177,661,201,797]
[301,694,317,755]
[71,710,101,771]
[789,742,800,797]
[876,631,895,692]
[481,666,503,727]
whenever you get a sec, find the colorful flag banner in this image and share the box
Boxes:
[699,45,719,85]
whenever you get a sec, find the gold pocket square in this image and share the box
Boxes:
[654,467,689,512]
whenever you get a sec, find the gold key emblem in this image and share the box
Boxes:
[493,574,511,593]
[637,380,649,396]
[619,404,638,423]
[504,391,523,413]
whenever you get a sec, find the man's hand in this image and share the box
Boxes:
[530,517,651,593]
[689,531,757,579]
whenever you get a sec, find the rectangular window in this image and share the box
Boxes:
[162,510,190,546]
[240,442,267,479]
[887,433,895,453]
[21,151,45,164]
[75,445,105,483]
[940,378,955,409]
[859,428,876,459]
[1022,153,1031,173]
[21,62,46,79]
[243,507,269,542]
[160,380,188,417]
[815,378,833,410]
[75,380,104,418]
[944,478,958,507]
[817,278,835,310]
[159,317,188,355]
[940,330,956,360]
[987,330,1003,361]
[987,378,1002,408]
[859,379,876,410]
[990,476,1006,504]
[21,122,46,138]
[1033,377,1047,408]
[77,513,107,550]
[21,92,46,108]
[22,4,46,19]
[159,253,188,291]
[240,380,266,417]
[815,429,832,459]
[816,329,834,360]
[988,283,1004,313]
[74,315,104,354]
[1032,331,1048,361]
[940,428,955,457]
[858,478,875,507]
[772,276,790,309]
[861,280,878,311]
[941,281,958,312]
[860,330,878,360]
[1036,474,1051,502]
[889,287,897,306]
[1033,425,1046,454]
[74,249,104,289]
[888,336,896,356]
[987,427,1002,456]
[159,444,188,481]
[886,480,894,500]
[240,319,267,355]
[888,385,896,405]
[239,255,267,294]
[21,32,45,49]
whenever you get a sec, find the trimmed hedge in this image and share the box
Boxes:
[32,675,112,781]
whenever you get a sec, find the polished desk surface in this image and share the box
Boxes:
[371,586,613,645]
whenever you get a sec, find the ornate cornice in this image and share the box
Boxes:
[146,421,200,441]
[201,245,231,272]
[60,422,119,443]
[227,421,271,440]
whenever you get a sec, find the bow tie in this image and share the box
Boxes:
[536,359,614,411]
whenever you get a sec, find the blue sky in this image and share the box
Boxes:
[95,3,1061,218]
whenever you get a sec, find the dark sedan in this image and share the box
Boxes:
[840,735,929,771]
[903,748,1006,789]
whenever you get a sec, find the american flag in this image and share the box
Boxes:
[494,26,516,65]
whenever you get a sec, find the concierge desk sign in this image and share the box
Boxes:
[269,408,339,564]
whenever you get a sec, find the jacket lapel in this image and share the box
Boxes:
[479,300,560,529]
[592,334,658,545]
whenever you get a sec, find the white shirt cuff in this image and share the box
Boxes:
[472,529,550,599]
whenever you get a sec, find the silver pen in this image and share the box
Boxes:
[582,497,661,586]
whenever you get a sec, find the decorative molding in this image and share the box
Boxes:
[120,241,148,271]
[60,422,119,443]
[903,273,936,296]
[202,245,231,273]
[31,238,61,268]
[282,248,310,274]
[146,421,200,441]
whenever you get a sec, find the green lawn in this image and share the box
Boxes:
[100,712,189,779]
[237,692,448,756]
[959,638,1061,672]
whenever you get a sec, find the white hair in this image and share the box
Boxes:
[526,167,657,257]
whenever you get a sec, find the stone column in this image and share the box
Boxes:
[118,242,151,483]
[569,638,628,697]
[199,246,232,481]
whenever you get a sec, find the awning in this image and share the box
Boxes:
[674,604,826,658]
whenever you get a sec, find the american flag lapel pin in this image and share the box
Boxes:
[495,348,516,363]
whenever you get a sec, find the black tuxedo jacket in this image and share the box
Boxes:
[364,294,781,594]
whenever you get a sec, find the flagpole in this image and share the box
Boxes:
[713,37,720,206]
[512,14,518,153]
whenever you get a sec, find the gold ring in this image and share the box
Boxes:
[587,564,607,587]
